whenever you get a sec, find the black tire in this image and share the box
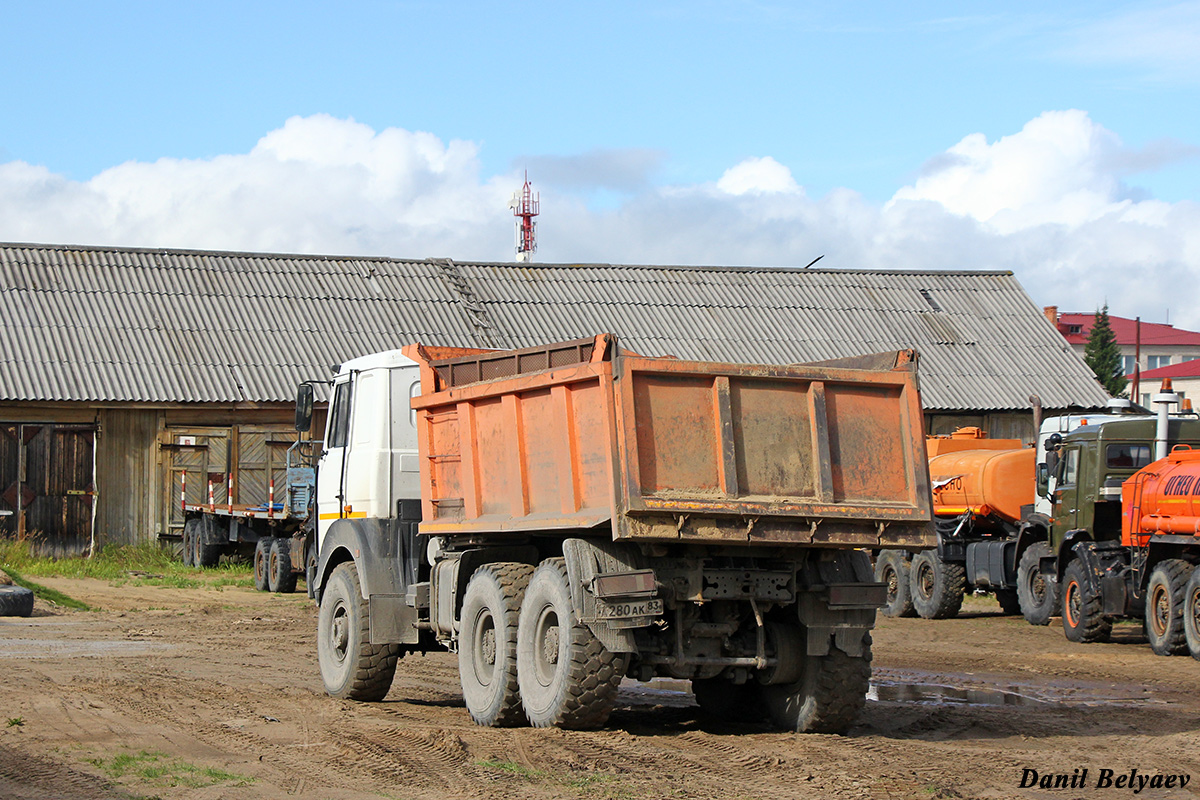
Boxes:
[1061,559,1111,643]
[761,631,872,734]
[306,542,318,601]
[253,538,271,592]
[995,588,1022,615]
[517,558,626,730]
[181,518,198,567]
[874,551,914,618]
[1183,567,1200,662]
[269,538,298,594]
[317,562,400,701]
[692,677,768,723]
[909,551,965,619]
[0,585,35,617]
[1017,542,1058,626]
[1145,559,1193,657]
[194,516,223,568]
[458,562,535,727]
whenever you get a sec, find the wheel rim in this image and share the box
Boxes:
[1150,583,1169,638]
[1189,586,1200,637]
[269,551,278,580]
[470,608,498,687]
[255,550,265,583]
[1065,579,1081,628]
[1027,569,1046,606]
[329,602,349,664]
[915,561,934,600]
[532,604,561,688]
[883,565,898,604]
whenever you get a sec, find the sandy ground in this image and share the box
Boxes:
[1,578,1197,800]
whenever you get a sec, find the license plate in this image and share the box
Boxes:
[597,598,663,619]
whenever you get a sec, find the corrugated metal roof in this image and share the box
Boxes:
[0,243,1109,411]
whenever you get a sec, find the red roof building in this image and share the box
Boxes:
[1045,307,1200,386]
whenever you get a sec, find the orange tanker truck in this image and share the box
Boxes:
[1110,447,1200,658]
[875,427,1036,619]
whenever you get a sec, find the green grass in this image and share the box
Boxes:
[0,540,252,590]
[0,567,91,610]
[85,750,254,789]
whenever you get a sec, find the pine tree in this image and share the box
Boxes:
[1083,304,1127,396]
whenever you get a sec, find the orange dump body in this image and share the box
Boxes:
[1121,447,1200,545]
[405,334,935,549]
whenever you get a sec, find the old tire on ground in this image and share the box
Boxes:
[181,518,198,567]
[0,585,35,617]
[458,562,535,727]
[1017,542,1058,626]
[517,558,626,730]
[761,630,872,733]
[253,538,271,592]
[268,538,298,594]
[874,550,914,618]
[692,678,768,723]
[317,561,400,701]
[1183,567,1200,662]
[909,551,965,619]
[995,588,1022,615]
[1145,559,1193,656]
[1061,558,1111,644]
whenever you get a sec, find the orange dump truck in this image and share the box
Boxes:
[308,334,935,733]
[875,427,1036,620]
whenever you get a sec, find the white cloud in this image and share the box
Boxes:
[716,156,802,196]
[2,111,1199,330]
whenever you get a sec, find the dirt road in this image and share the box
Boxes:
[1,579,1197,800]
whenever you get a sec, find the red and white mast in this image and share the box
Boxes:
[509,172,539,262]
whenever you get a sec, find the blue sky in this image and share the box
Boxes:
[2,1,1199,326]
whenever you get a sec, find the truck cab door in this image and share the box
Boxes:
[317,375,353,545]
[1050,445,1081,537]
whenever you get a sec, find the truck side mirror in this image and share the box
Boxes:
[295,383,314,433]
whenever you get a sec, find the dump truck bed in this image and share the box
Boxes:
[408,334,934,549]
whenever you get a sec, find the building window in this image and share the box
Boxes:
[1068,324,1083,334]
[1142,393,1151,407]
[1148,355,1172,370]
[1122,355,1137,375]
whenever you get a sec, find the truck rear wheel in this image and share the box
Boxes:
[995,589,1021,615]
[1145,559,1193,656]
[517,558,626,730]
[253,539,271,592]
[317,562,400,701]
[268,538,298,594]
[1184,568,1200,662]
[909,551,965,619]
[1061,559,1111,643]
[194,516,223,568]
[459,562,535,727]
[874,551,914,618]
[181,518,198,567]
[1017,542,1057,626]
[761,630,872,733]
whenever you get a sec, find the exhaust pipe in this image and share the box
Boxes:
[1153,379,1180,460]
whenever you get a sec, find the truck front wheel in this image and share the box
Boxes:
[874,551,914,618]
[1061,559,1111,643]
[1145,559,1193,656]
[1017,542,1057,626]
[909,551,965,619]
[459,562,535,727]
[761,630,872,734]
[317,562,400,701]
[517,558,626,730]
[1184,568,1200,662]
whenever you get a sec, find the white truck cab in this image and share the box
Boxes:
[317,350,423,550]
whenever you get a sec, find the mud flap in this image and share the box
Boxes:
[562,538,657,653]
[797,551,880,658]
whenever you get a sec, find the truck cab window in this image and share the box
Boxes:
[1057,448,1079,487]
[328,381,352,449]
[1106,444,1151,469]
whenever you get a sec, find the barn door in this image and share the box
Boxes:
[161,428,230,539]
[0,423,96,555]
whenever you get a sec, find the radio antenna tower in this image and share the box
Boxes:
[508,172,539,262]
